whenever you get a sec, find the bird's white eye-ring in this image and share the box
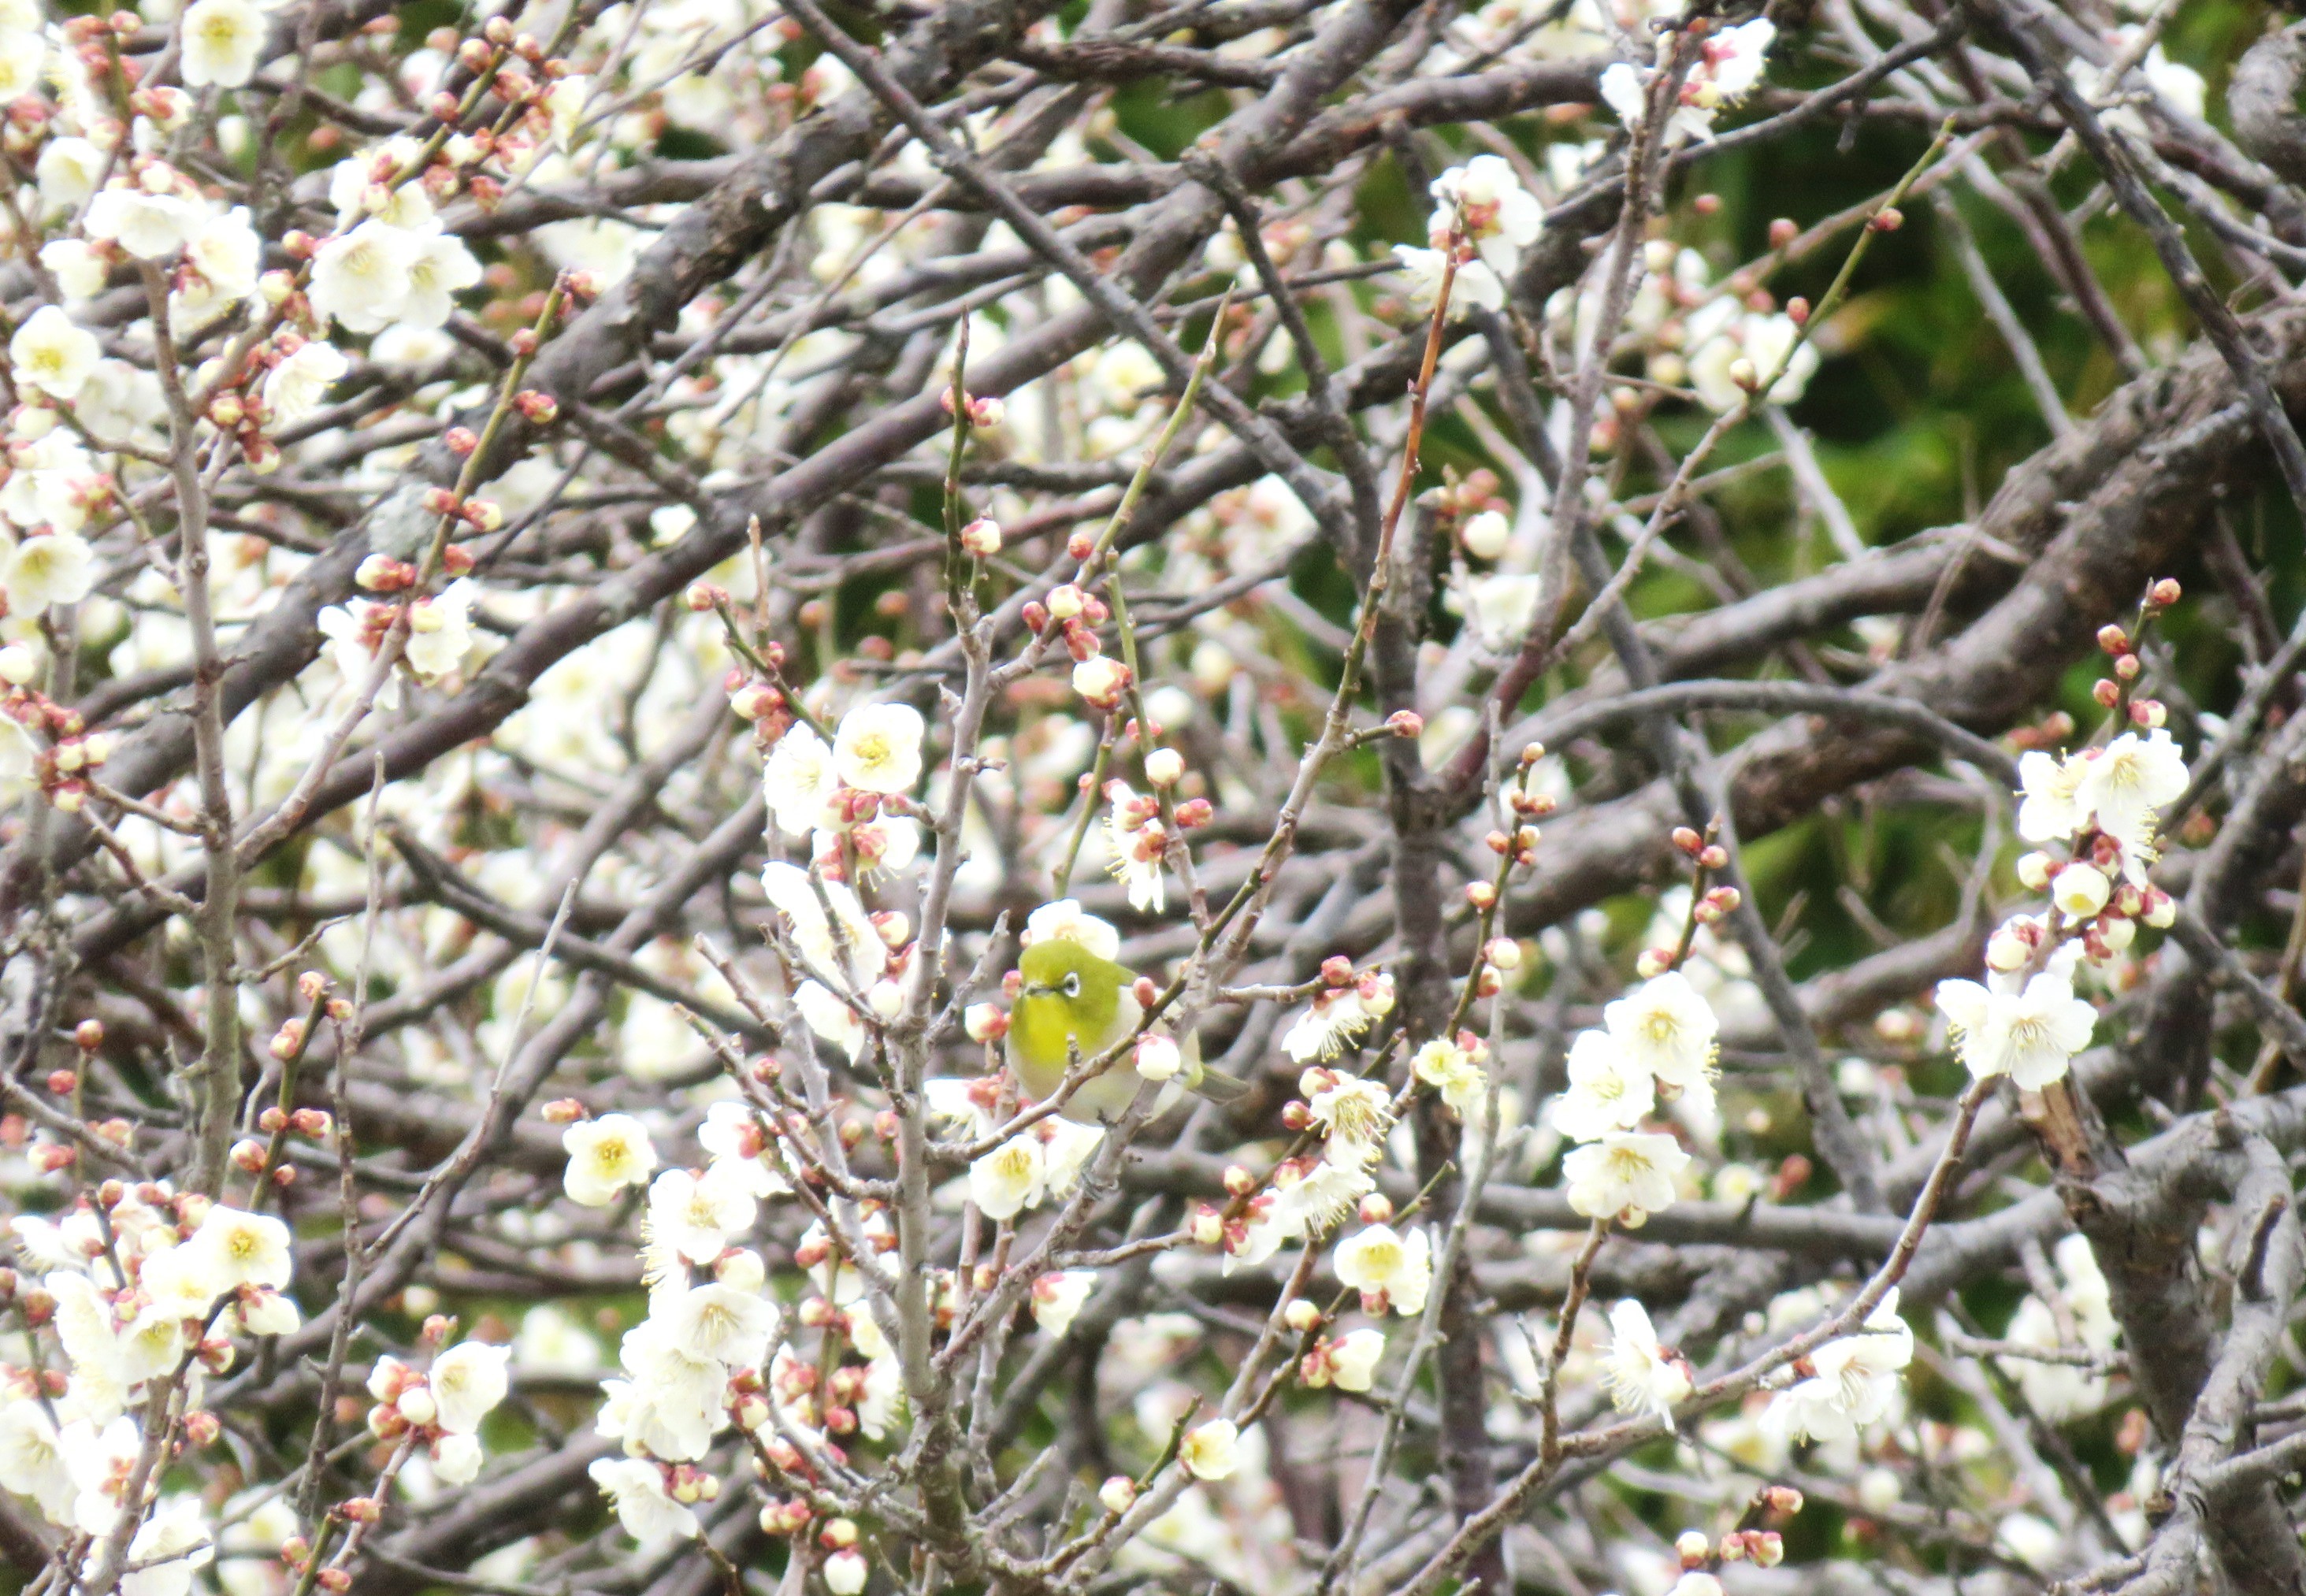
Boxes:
[1061,972,1081,998]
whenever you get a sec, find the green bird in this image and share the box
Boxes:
[1006,939,1251,1123]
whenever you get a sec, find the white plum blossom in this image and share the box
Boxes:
[399,231,485,328]
[1283,974,1395,1062]
[1429,155,1544,274]
[86,187,203,260]
[2076,729,2189,852]
[1564,1131,1691,1221]
[2018,748,2090,842]
[405,579,478,682]
[833,701,925,793]
[10,306,100,402]
[1600,1299,1690,1424]
[429,1342,511,1435]
[1604,971,1717,1106]
[308,221,420,333]
[262,340,349,429]
[589,1457,699,1545]
[180,0,268,87]
[1411,1037,1489,1117]
[1178,1418,1241,1480]
[763,723,840,836]
[120,1496,214,1596]
[1604,20,1777,144]
[184,1205,294,1293]
[793,979,864,1057]
[35,139,104,212]
[1332,1223,1432,1316]
[759,862,886,989]
[1553,1029,1655,1141]
[647,1165,756,1265]
[1934,971,2096,1089]
[1391,245,1504,321]
[564,1114,658,1207]
[971,1137,1045,1221]
[1766,1290,1914,1444]
[1030,1271,1095,1336]
[1324,1327,1386,1392]
[1021,899,1120,959]
[6,533,96,613]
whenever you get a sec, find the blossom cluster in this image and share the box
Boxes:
[1937,593,2188,1091]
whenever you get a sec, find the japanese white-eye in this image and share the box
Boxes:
[1006,940,1249,1123]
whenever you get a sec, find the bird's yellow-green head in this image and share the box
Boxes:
[1009,939,1131,1089]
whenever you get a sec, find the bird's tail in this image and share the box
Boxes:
[1190,1066,1254,1104]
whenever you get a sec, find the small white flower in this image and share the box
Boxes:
[657,1282,776,1366]
[307,221,418,334]
[1325,1327,1386,1392]
[970,1138,1044,1221]
[0,717,38,806]
[429,1342,510,1435]
[261,340,348,429]
[1178,1418,1241,1480]
[2052,863,2111,920]
[2076,729,2188,852]
[589,1457,698,1545]
[429,1432,483,1485]
[1551,1029,1654,1142]
[184,208,263,305]
[1767,1290,1913,1443]
[646,1164,757,1266]
[40,240,107,301]
[1599,1299,1690,1424]
[398,230,483,329]
[1412,1037,1488,1117]
[1603,971,1717,1096]
[563,1114,657,1207]
[1391,244,1504,320]
[1563,1131,1690,1221]
[180,0,266,87]
[1101,779,1168,914]
[120,1496,212,1596]
[85,187,202,260]
[1305,1070,1394,1164]
[2016,748,2089,842]
[1030,1271,1095,1337]
[1332,1223,1432,1316]
[6,533,95,613]
[792,978,865,1058]
[1429,154,1544,275]
[10,307,99,403]
[186,1205,294,1294]
[1284,974,1395,1063]
[1021,899,1120,960]
[35,139,104,213]
[760,862,886,989]
[405,578,477,682]
[833,701,926,794]
[762,723,839,837]
[1934,972,2096,1089]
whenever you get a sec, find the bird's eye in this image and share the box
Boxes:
[1062,973,1080,998]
